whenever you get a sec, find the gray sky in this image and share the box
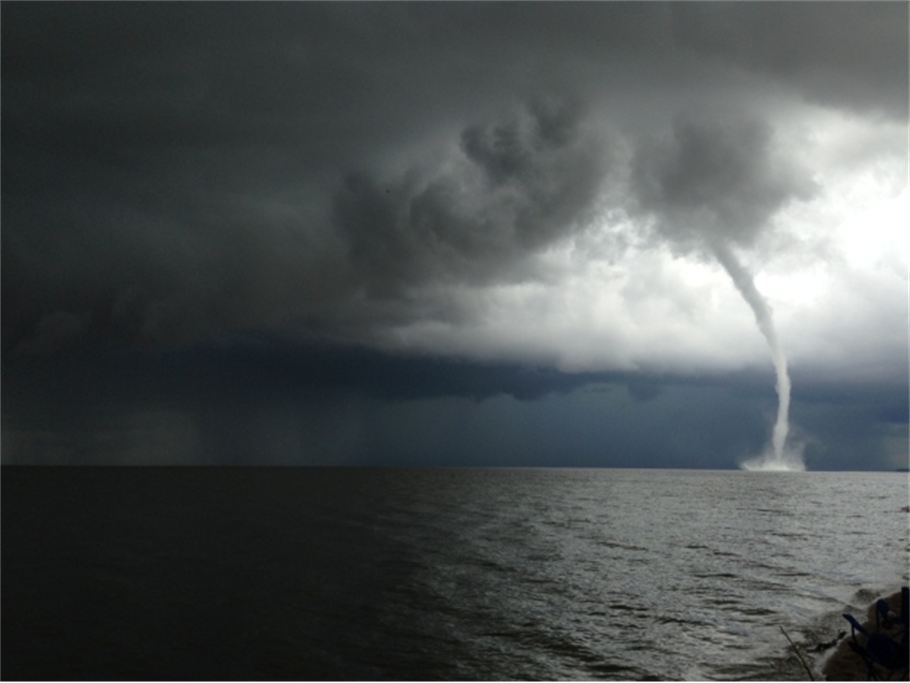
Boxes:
[2,2,907,469]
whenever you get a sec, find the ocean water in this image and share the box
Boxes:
[2,467,907,681]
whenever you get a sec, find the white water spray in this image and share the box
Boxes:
[712,243,804,472]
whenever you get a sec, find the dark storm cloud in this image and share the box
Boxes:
[2,3,616,353]
[3,2,906,357]
[335,98,606,298]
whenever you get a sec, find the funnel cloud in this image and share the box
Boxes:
[713,243,799,471]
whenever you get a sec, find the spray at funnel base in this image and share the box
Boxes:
[711,243,804,472]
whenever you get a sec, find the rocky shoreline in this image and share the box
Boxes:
[821,590,908,681]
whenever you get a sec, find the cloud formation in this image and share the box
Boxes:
[2,2,906,395]
[631,116,818,254]
[335,98,607,298]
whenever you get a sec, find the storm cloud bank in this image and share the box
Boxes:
[3,3,905,361]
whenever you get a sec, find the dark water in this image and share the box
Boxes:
[2,468,908,680]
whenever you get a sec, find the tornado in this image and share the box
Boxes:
[712,243,801,471]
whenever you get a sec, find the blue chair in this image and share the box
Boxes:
[844,612,910,681]
[895,586,909,633]
[875,587,909,647]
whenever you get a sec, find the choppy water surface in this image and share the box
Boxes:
[3,468,908,680]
